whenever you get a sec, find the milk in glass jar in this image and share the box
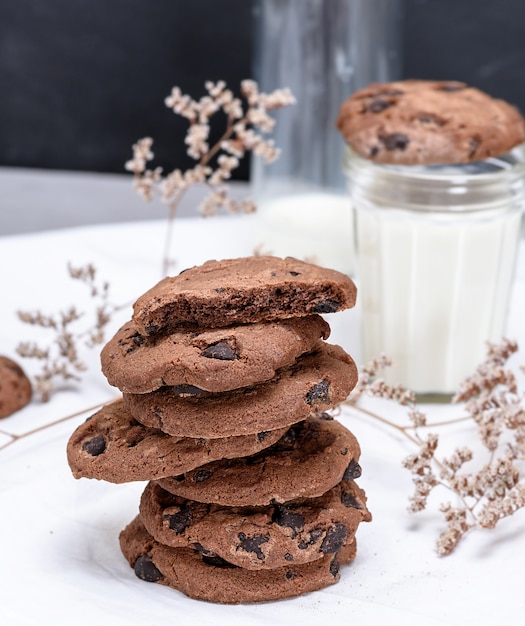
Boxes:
[338,80,525,399]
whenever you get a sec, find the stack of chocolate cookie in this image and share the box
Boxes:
[67,256,371,604]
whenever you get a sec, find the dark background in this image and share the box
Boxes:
[1,0,525,179]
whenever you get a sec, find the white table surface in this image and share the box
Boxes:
[1,215,524,626]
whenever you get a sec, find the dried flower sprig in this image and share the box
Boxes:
[349,339,525,555]
[125,79,295,275]
[15,263,120,402]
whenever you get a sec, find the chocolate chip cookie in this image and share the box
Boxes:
[66,398,287,483]
[139,479,370,570]
[132,256,357,335]
[101,315,330,394]
[156,415,362,506]
[0,356,32,419]
[336,79,525,165]
[119,516,358,604]
[123,343,357,439]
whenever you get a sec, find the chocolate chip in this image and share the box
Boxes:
[285,570,295,580]
[134,555,163,582]
[284,553,294,561]
[468,138,480,158]
[289,271,301,276]
[237,532,269,560]
[124,332,145,353]
[201,553,234,568]
[193,469,213,482]
[320,524,347,554]
[201,341,238,361]
[367,98,392,113]
[329,556,340,578]
[311,299,340,313]
[343,460,362,481]
[170,384,206,397]
[383,133,410,151]
[164,505,192,534]
[194,543,226,562]
[257,431,270,442]
[317,412,334,420]
[341,491,363,509]
[306,380,330,405]
[418,113,446,126]
[214,287,225,293]
[298,527,324,550]
[145,325,159,335]
[272,506,305,538]
[132,333,145,346]
[369,145,380,157]
[82,435,106,456]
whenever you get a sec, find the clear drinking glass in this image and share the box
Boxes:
[251,0,403,275]
[345,145,525,399]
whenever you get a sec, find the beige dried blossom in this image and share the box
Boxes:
[16,264,120,401]
[353,339,525,555]
[127,78,295,276]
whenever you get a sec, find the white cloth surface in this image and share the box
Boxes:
[0,216,524,626]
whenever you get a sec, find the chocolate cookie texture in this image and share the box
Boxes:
[156,415,361,506]
[123,343,358,438]
[0,356,32,419]
[119,516,357,604]
[336,79,525,165]
[66,399,287,483]
[101,315,330,394]
[132,256,357,335]
[139,480,371,570]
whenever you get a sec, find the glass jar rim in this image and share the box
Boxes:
[343,142,525,213]
[343,142,525,183]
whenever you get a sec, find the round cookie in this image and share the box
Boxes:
[119,516,358,604]
[123,343,358,439]
[0,356,32,419]
[66,399,288,483]
[139,479,371,570]
[336,79,525,165]
[132,256,357,335]
[156,415,362,506]
[101,315,330,394]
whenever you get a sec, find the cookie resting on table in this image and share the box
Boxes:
[336,79,525,165]
[132,256,357,335]
[123,343,358,439]
[119,516,358,604]
[66,399,288,483]
[100,315,330,394]
[156,414,362,506]
[139,479,371,570]
[0,356,32,419]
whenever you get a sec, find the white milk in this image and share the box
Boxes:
[255,192,355,276]
[355,204,523,395]
[345,146,525,397]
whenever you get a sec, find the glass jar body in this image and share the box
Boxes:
[345,147,525,397]
[251,0,403,275]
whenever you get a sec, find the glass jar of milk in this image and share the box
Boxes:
[251,0,403,276]
[345,145,525,399]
